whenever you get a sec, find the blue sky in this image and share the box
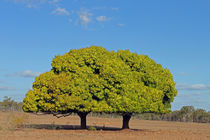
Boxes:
[0,0,210,111]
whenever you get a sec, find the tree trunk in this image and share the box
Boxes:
[122,114,132,129]
[77,112,88,129]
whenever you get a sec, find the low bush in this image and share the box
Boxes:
[88,126,97,131]
[8,113,29,130]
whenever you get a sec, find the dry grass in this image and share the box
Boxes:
[0,112,209,140]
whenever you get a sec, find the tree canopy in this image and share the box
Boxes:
[23,46,177,129]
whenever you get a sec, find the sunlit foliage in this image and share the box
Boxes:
[23,46,177,128]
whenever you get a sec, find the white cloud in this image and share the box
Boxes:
[13,0,46,3]
[78,9,92,27]
[12,0,61,7]
[96,16,111,22]
[12,0,47,8]
[92,6,107,10]
[19,70,41,77]
[50,0,60,3]
[52,7,70,16]
[6,70,41,78]
[171,91,210,111]
[26,3,37,8]
[0,86,16,91]
[10,0,119,28]
[118,23,125,27]
[176,83,210,90]
[48,0,61,7]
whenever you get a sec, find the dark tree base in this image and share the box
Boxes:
[122,114,132,129]
[77,112,89,129]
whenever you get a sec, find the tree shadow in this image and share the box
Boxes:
[25,124,144,131]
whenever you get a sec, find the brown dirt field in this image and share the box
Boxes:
[0,112,209,140]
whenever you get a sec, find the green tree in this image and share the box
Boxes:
[180,106,195,122]
[0,96,23,112]
[193,109,209,123]
[23,46,177,129]
[102,50,177,128]
[23,47,110,129]
[1,96,15,111]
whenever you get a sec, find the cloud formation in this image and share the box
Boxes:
[12,0,46,8]
[6,70,41,78]
[50,0,60,3]
[0,86,16,91]
[176,83,210,90]
[9,0,121,28]
[52,7,70,15]
[118,23,125,27]
[78,9,92,27]
[111,7,119,11]
[96,16,111,22]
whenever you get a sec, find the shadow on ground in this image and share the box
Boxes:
[25,124,143,131]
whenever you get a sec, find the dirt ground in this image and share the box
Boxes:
[0,112,209,140]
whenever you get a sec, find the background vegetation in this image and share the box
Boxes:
[0,96,23,112]
[1,96,209,123]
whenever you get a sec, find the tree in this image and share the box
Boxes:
[0,96,23,112]
[1,96,15,111]
[23,47,111,129]
[101,50,177,128]
[180,106,195,122]
[193,109,209,123]
[23,46,177,129]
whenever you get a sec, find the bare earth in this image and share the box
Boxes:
[0,112,209,140]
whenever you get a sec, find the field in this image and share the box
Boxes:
[0,112,209,140]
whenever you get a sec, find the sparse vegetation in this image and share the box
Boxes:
[7,113,29,130]
[0,96,23,112]
[50,121,57,130]
[88,126,97,131]
[136,106,210,123]
[0,112,209,140]
[0,97,209,124]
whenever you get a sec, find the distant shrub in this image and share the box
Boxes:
[0,125,3,131]
[135,106,210,123]
[50,121,57,130]
[8,113,29,130]
[88,126,97,131]
[0,96,23,112]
